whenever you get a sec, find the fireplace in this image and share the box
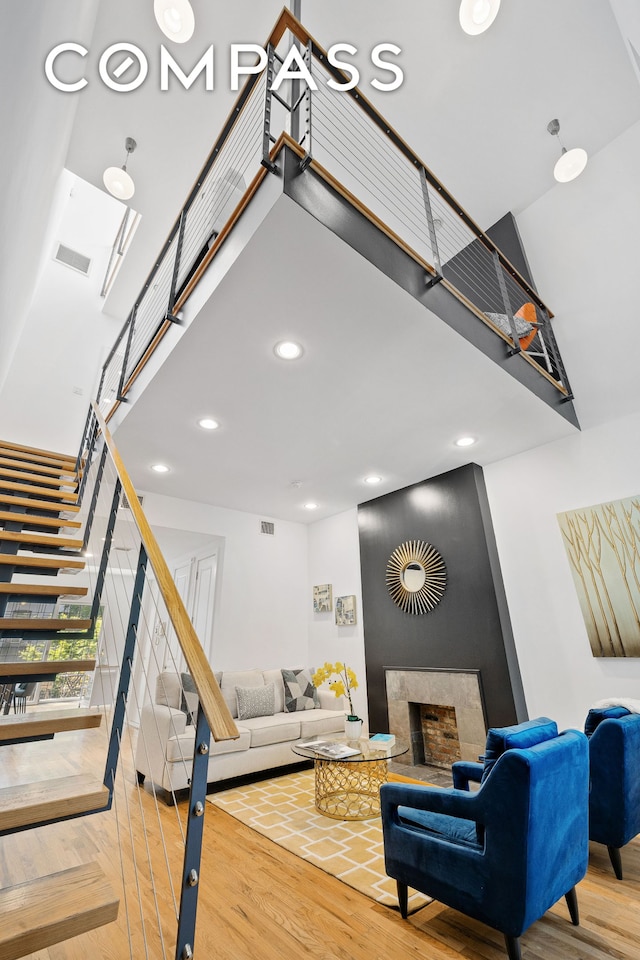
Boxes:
[385,667,486,767]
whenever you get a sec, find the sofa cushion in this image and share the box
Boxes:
[166,726,251,762]
[236,682,275,721]
[482,717,558,783]
[299,709,345,739]
[263,669,285,713]
[220,670,264,719]
[239,713,301,747]
[282,668,319,712]
[156,672,183,711]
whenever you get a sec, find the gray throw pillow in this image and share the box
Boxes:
[180,672,199,725]
[236,682,275,721]
[281,668,319,712]
[486,311,533,338]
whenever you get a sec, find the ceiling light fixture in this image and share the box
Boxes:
[151,463,170,473]
[304,502,319,510]
[153,0,195,43]
[459,0,501,35]
[547,119,588,183]
[198,417,220,430]
[455,436,477,447]
[364,475,382,485]
[103,137,137,200]
[274,340,303,360]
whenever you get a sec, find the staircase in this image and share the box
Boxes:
[0,438,119,958]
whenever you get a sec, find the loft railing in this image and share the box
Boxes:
[79,402,238,958]
[96,8,572,421]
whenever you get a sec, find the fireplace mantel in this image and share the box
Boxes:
[384,667,487,766]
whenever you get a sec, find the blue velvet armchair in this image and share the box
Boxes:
[585,706,640,879]
[380,718,589,960]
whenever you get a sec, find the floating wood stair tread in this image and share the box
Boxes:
[0,860,118,960]
[0,509,81,529]
[0,439,76,464]
[0,530,83,550]
[0,493,80,514]
[0,618,92,631]
[0,553,85,572]
[0,660,95,679]
[0,708,102,742]
[0,774,109,833]
[0,456,77,478]
[0,479,78,501]
[0,467,77,489]
[0,583,88,598]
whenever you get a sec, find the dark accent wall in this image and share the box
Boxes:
[358,463,526,735]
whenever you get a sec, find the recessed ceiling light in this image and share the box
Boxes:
[274,340,303,360]
[459,0,501,35]
[151,463,170,473]
[455,436,477,447]
[304,502,319,510]
[198,417,220,430]
[364,475,382,485]
[153,0,195,43]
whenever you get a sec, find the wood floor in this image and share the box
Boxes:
[1,724,639,960]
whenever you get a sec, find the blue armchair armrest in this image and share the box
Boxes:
[452,760,484,791]
[380,781,481,824]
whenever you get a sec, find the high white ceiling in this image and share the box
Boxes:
[3,1,640,523]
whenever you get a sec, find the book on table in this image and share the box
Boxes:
[298,739,362,759]
[369,733,396,746]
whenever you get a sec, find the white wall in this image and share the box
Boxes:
[484,409,640,731]
[306,508,368,727]
[141,491,309,671]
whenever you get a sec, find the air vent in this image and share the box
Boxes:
[260,520,275,536]
[121,492,144,510]
[53,242,92,276]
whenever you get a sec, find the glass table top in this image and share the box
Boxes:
[291,735,408,762]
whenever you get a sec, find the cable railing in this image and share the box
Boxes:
[52,404,237,958]
[95,8,572,425]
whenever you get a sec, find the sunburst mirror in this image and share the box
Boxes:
[386,540,447,614]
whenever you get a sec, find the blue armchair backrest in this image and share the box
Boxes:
[588,712,640,849]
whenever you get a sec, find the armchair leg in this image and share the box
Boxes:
[607,846,623,880]
[396,881,408,919]
[504,934,521,960]
[565,886,579,925]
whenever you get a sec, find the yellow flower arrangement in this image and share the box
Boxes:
[312,661,359,719]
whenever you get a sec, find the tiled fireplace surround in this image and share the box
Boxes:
[385,667,487,767]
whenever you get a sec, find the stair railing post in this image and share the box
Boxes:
[81,443,108,553]
[166,212,187,324]
[298,40,313,171]
[103,543,148,795]
[88,475,122,625]
[175,704,211,960]
[493,250,521,354]
[421,167,442,286]
[261,44,278,173]
[116,307,137,403]
[75,406,93,475]
[76,412,100,505]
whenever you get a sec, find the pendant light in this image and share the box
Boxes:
[103,137,137,200]
[459,0,501,36]
[547,119,588,183]
[154,0,195,43]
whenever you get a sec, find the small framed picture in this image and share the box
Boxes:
[335,594,357,626]
[313,583,333,613]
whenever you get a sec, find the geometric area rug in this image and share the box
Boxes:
[207,769,432,911]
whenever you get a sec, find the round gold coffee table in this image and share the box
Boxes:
[291,737,408,820]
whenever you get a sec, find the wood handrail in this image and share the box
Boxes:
[91,403,239,742]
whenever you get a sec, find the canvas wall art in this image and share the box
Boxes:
[313,583,333,613]
[335,595,357,626]
[558,495,640,657]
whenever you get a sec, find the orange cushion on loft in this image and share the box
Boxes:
[515,302,537,350]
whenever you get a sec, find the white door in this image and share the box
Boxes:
[190,552,218,662]
[161,557,194,672]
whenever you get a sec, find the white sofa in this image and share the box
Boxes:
[134,668,345,801]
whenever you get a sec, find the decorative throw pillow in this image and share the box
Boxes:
[180,672,199,725]
[486,311,534,339]
[481,716,558,783]
[281,668,319,712]
[584,705,630,738]
[236,682,275,721]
